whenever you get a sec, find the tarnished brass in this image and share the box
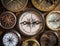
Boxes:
[32,0,59,11]
[1,0,28,12]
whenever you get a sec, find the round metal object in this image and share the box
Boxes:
[1,29,21,46]
[46,11,60,31]
[0,11,16,29]
[18,8,45,36]
[40,31,58,46]
[1,0,28,12]
[32,0,59,11]
[22,39,40,46]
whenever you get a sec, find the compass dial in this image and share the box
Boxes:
[32,0,59,11]
[0,11,16,29]
[2,30,21,46]
[46,11,60,31]
[1,0,28,12]
[22,39,40,46]
[40,31,58,46]
[18,8,45,36]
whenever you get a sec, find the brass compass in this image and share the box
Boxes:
[0,11,16,29]
[32,0,59,11]
[22,39,40,46]
[40,31,58,46]
[46,11,60,31]
[1,0,28,12]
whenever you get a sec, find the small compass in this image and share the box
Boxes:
[1,29,21,46]
[46,11,60,31]
[32,0,59,11]
[0,11,16,29]
[18,8,45,36]
[40,31,58,46]
[1,0,28,12]
[22,39,40,46]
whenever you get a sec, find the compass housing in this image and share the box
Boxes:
[32,0,59,11]
[40,31,58,46]
[22,39,40,46]
[1,29,21,46]
[46,11,60,31]
[0,11,16,29]
[1,0,28,12]
[18,8,45,36]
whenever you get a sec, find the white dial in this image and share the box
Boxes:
[18,10,44,36]
[3,32,18,46]
[46,11,60,31]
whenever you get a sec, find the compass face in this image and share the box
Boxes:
[22,39,40,46]
[1,0,28,12]
[18,9,44,36]
[40,31,58,46]
[46,11,60,31]
[0,11,16,29]
[32,0,59,11]
[3,33,18,46]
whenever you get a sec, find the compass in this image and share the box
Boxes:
[1,29,21,46]
[1,0,28,12]
[46,11,60,31]
[32,0,59,11]
[22,39,40,46]
[0,11,16,29]
[40,31,58,46]
[18,8,45,36]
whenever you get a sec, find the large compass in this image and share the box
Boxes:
[46,11,60,31]
[1,29,21,46]
[32,0,59,11]
[1,0,28,12]
[18,8,45,36]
